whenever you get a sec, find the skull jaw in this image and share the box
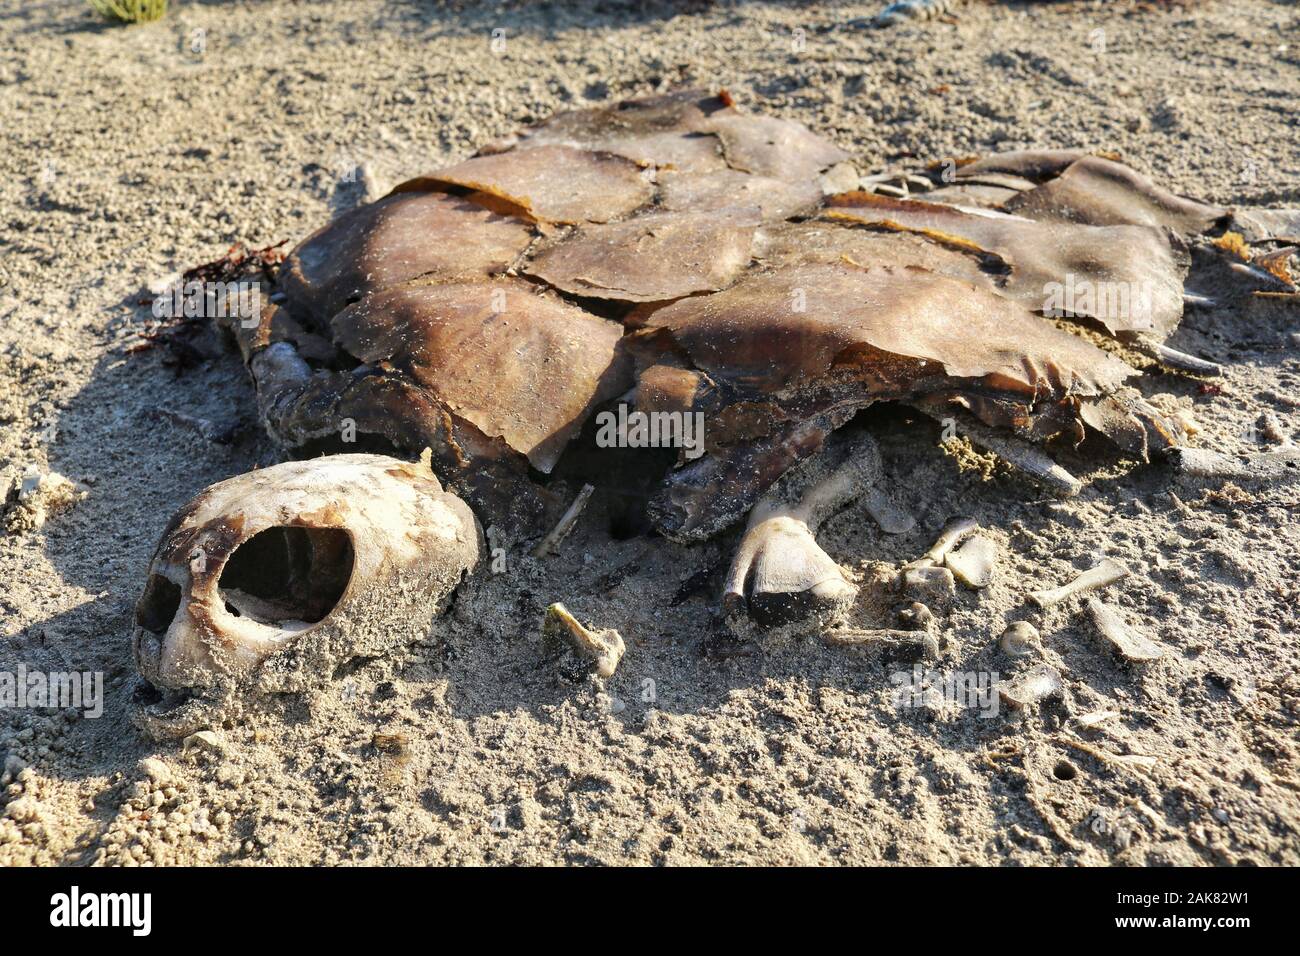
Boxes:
[130,554,476,740]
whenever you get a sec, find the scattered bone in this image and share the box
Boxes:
[898,601,934,630]
[3,468,85,534]
[1072,708,1121,730]
[137,757,174,787]
[1086,597,1163,662]
[542,603,625,679]
[998,621,1040,657]
[960,427,1083,497]
[945,534,997,588]
[1029,558,1128,608]
[532,483,595,558]
[918,405,1085,496]
[869,182,909,198]
[1173,409,1201,437]
[824,627,939,661]
[819,162,860,195]
[182,730,228,756]
[997,664,1064,709]
[900,565,957,609]
[1132,336,1223,378]
[1168,446,1300,483]
[910,516,978,567]
[1226,257,1297,291]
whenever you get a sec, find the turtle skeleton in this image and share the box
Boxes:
[131,89,1295,731]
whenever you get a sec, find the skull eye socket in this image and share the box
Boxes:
[137,574,183,634]
[217,526,354,626]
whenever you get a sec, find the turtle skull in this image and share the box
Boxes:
[132,452,479,736]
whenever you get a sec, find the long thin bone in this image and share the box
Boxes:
[1030,558,1129,608]
[907,516,977,568]
[532,484,595,557]
[1133,336,1223,378]
[915,406,1083,497]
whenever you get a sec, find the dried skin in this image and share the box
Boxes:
[1002,155,1228,234]
[825,192,1189,339]
[703,110,851,181]
[525,207,762,302]
[497,88,731,172]
[658,167,824,222]
[642,262,1134,399]
[754,220,999,290]
[329,279,632,473]
[279,191,533,324]
[956,149,1087,183]
[398,144,654,225]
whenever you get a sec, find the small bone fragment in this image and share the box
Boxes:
[1258,411,1289,445]
[3,469,85,534]
[1182,291,1217,308]
[532,483,595,557]
[183,730,228,756]
[1169,446,1300,483]
[1227,258,1296,291]
[824,627,939,661]
[898,601,934,630]
[945,534,997,588]
[901,565,956,609]
[997,664,1064,709]
[1030,559,1128,608]
[1132,336,1223,378]
[1086,597,1163,662]
[871,182,909,198]
[910,516,978,567]
[961,428,1083,497]
[543,603,625,678]
[998,621,1039,657]
[1072,709,1121,730]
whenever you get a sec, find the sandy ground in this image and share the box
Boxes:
[1,0,1298,866]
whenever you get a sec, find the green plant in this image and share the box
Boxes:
[87,0,168,23]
